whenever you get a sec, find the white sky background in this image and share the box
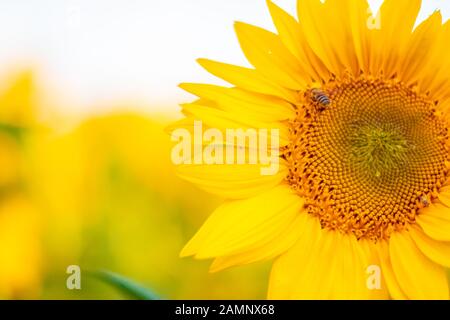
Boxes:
[0,0,449,116]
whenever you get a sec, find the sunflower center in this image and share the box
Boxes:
[349,124,409,178]
[285,78,450,241]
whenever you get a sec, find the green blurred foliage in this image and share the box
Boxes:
[0,69,270,299]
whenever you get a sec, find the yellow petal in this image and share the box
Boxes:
[181,185,304,259]
[410,225,450,268]
[417,213,450,242]
[399,11,442,86]
[347,0,372,74]
[390,231,449,299]
[297,0,369,76]
[268,214,322,299]
[210,212,309,272]
[295,232,373,299]
[421,21,450,101]
[422,202,450,221]
[179,83,296,122]
[441,97,450,115]
[417,20,450,100]
[376,240,407,300]
[180,102,290,146]
[358,240,390,299]
[177,162,288,200]
[269,224,383,299]
[234,22,308,90]
[329,236,388,300]
[321,0,361,75]
[437,186,450,208]
[197,59,300,103]
[371,0,421,77]
[330,232,348,300]
[266,0,329,81]
[297,0,342,75]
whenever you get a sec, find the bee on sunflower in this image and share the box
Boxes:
[172,0,450,299]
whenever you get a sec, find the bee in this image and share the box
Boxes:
[420,195,430,207]
[310,88,331,109]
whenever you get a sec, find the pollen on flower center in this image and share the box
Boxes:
[349,123,409,178]
[285,78,450,241]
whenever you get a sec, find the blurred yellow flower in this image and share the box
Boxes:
[0,70,37,127]
[0,195,42,298]
[29,111,267,299]
[0,69,42,298]
[0,132,21,188]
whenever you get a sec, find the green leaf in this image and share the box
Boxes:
[89,270,160,300]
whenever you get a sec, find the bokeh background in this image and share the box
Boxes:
[0,0,449,299]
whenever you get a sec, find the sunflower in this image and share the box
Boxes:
[174,0,450,299]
